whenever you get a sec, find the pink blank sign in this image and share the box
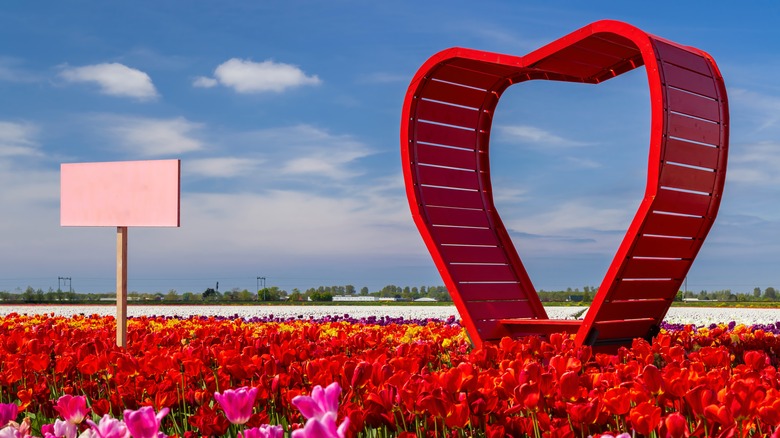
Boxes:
[61,159,180,227]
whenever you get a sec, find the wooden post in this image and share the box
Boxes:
[117,226,128,348]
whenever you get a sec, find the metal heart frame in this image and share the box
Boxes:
[400,20,728,349]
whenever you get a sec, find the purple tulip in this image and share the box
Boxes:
[123,406,168,438]
[291,382,341,421]
[241,425,284,438]
[0,404,16,427]
[86,414,130,438]
[53,395,89,424]
[290,413,349,438]
[213,387,258,425]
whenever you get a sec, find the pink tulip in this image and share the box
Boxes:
[86,414,130,438]
[54,419,77,438]
[0,404,16,427]
[240,425,284,438]
[213,387,258,425]
[291,382,341,421]
[54,395,89,424]
[41,424,55,438]
[290,413,349,438]
[0,417,32,438]
[123,406,168,438]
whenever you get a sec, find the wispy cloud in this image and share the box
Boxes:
[728,141,780,185]
[0,121,40,157]
[243,125,373,180]
[195,58,321,93]
[503,199,635,255]
[59,63,158,101]
[359,72,409,84]
[0,57,39,83]
[730,88,780,130]
[102,116,204,156]
[186,157,264,178]
[497,125,588,147]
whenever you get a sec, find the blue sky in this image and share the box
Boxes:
[1,2,779,294]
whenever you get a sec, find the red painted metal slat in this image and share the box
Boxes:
[575,35,642,62]
[421,79,490,108]
[668,113,720,146]
[425,206,490,228]
[416,145,477,170]
[659,164,717,193]
[622,258,690,279]
[430,226,499,246]
[465,300,537,321]
[473,320,512,340]
[642,212,705,238]
[530,56,612,78]
[653,40,712,76]
[653,189,712,217]
[459,282,526,301]
[416,122,477,149]
[662,63,718,98]
[595,32,638,51]
[611,279,681,300]
[421,186,484,209]
[667,88,721,122]
[501,319,581,336]
[596,299,671,322]
[416,99,481,129]
[417,166,480,190]
[664,138,720,169]
[447,58,521,78]
[559,43,625,67]
[592,319,656,339]
[632,235,697,258]
[449,264,517,282]
[439,245,508,264]
[431,63,504,90]
[633,236,696,259]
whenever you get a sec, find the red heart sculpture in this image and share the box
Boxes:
[400,20,728,349]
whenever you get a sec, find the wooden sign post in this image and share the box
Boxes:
[61,159,181,347]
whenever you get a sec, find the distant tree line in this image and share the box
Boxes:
[4,284,780,304]
[0,284,452,304]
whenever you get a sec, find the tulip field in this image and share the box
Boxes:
[2,309,780,437]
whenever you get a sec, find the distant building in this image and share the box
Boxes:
[413,297,437,302]
[332,296,378,302]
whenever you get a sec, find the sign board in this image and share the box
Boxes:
[61,159,180,227]
[60,159,181,348]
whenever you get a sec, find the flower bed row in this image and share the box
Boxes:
[2,313,780,437]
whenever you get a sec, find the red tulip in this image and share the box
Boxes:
[629,401,661,436]
[664,412,687,438]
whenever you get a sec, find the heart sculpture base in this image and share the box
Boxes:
[400,20,728,350]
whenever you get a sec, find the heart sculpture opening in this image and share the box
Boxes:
[400,20,728,350]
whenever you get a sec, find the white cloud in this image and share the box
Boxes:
[244,125,373,180]
[105,116,204,156]
[157,189,418,257]
[360,72,408,84]
[192,76,217,88]
[730,88,780,130]
[59,63,158,100]
[503,199,636,255]
[728,141,780,185]
[0,121,40,157]
[186,157,264,178]
[198,58,321,93]
[497,125,588,147]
